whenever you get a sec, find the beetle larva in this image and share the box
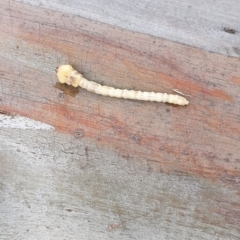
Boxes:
[56,65,189,106]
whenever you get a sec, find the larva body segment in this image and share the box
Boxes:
[56,65,189,106]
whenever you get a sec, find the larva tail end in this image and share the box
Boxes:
[56,65,74,84]
[179,96,189,106]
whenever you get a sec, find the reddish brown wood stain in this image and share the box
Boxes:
[0,0,240,185]
[231,76,240,85]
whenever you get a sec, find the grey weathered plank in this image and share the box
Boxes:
[15,0,240,57]
[0,118,239,240]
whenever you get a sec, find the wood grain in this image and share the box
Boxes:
[1,126,240,239]
[14,0,240,57]
[1,0,239,181]
[0,0,240,239]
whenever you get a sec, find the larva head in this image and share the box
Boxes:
[66,70,82,87]
[56,65,74,84]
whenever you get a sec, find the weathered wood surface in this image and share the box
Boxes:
[13,0,240,57]
[0,0,240,239]
[1,123,240,239]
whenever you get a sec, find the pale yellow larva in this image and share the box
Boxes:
[56,65,189,106]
